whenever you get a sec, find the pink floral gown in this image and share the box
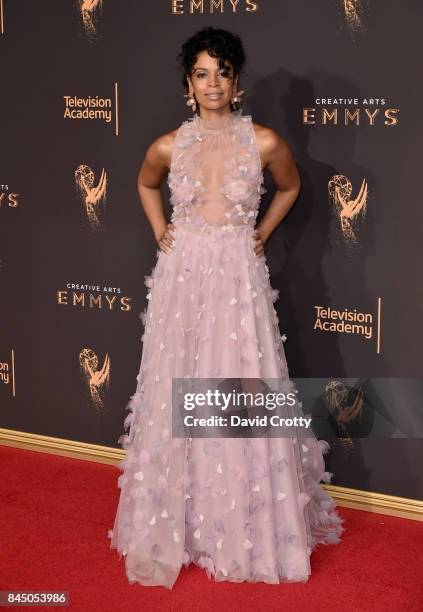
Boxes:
[108,108,344,589]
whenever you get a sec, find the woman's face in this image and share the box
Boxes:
[187,49,237,112]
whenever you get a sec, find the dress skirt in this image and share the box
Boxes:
[109,219,345,589]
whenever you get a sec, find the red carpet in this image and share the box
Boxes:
[0,445,422,612]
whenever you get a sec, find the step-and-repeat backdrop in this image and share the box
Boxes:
[1,1,422,500]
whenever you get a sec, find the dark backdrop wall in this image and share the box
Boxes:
[1,1,422,501]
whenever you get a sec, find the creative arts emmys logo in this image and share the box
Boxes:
[75,164,107,231]
[329,174,368,245]
[57,283,133,312]
[76,0,103,37]
[79,347,110,410]
[0,350,16,397]
[0,185,19,209]
[171,0,259,14]
[303,98,399,127]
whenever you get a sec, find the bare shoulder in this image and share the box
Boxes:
[252,121,292,168]
[146,128,178,170]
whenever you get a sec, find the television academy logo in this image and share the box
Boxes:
[79,347,110,410]
[328,174,368,245]
[314,300,382,353]
[77,0,103,37]
[75,164,107,231]
[63,84,120,135]
[0,350,16,397]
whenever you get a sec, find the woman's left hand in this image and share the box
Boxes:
[252,229,265,257]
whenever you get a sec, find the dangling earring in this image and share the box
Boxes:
[231,88,245,110]
[184,91,197,113]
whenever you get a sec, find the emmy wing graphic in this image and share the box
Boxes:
[78,0,103,37]
[329,174,368,245]
[75,165,107,231]
[79,348,110,410]
[325,380,365,439]
[342,0,367,32]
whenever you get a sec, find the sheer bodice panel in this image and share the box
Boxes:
[167,109,266,228]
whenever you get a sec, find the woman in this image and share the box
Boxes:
[109,26,344,589]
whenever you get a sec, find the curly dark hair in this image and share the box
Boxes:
[177,26,246,91]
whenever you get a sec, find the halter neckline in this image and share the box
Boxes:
[193,108,243,131]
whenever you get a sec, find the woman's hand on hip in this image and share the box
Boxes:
[252,229,265,257]
[157,223,176,254]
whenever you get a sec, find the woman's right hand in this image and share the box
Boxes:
[157,223,176,254]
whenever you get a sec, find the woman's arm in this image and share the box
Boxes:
[137,131,176,248]
[253,125,301,255]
